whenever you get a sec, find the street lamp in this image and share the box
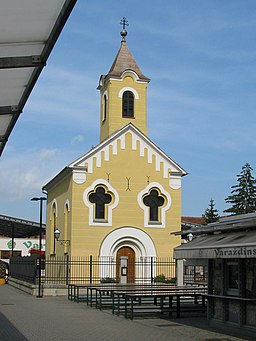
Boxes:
[31,196,47,298]
[54,228,70,246]
[187,233,193,242]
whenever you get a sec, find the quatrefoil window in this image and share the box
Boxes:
[89,186,112,220]
[143,189,165,222]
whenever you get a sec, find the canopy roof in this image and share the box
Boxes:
[174,229,256,259]
[174,213,256,259]
[0,214,45,238]
[0,0,77,156]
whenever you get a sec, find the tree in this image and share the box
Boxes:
[202,198,219,224]
[224,163,256,215]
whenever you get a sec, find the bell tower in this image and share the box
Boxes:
[98,18,150,142]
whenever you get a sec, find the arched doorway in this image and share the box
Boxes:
[116,246,135,283]
[99,227,157,282]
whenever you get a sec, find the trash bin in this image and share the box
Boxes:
[0,278,6,285]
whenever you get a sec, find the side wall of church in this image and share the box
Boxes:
[45,175,73,256]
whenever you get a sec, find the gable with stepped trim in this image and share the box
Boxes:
[69,123,187,189]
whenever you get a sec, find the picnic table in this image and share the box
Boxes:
[95,284,177,310]
[68,283,207,320]
[120,288,207,319]
[68,283,119,303]
[68,283,160,304]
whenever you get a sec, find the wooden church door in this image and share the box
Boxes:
[116,246,135,283]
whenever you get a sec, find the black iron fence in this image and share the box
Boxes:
[45,256,176,285]
[10,255,176,285]
[9,255,38,284]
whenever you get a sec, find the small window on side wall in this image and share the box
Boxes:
[103,94,107,122]
[122,91,134,118]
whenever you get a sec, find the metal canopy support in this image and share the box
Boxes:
[0,0,78,157]
[0,106,19,114]
[0,214,46,238]
[0,56,45,69]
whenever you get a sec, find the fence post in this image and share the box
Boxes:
[89,255,92,284]
[176,259,184,286]
[151,257,153,284]
[65,254,69,285]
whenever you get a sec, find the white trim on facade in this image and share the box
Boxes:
[68,125,186,185]
[83,179,119,226]
[118,87,139,99]
[64,199,70,212]
[50,199,58,219]
[99,226,157,282]
[137,182,171,228]
[99,226,157,257]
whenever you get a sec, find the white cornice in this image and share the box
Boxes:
[44,123,187,192]
[69,123,187,178]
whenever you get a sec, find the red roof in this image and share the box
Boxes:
[182,216,204,225]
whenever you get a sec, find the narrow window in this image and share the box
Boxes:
[89,186,112,220]
[122,91,134,118]
[143,189,165,222]
[103,94,107,122]
[51,208,57,254]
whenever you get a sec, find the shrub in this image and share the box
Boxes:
[153,274,176,284]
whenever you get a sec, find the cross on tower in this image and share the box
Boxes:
[120,17,129,30]
[120,17,129,41]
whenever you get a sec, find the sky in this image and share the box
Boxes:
[1,0,256,222]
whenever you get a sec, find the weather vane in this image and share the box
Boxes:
[120,17,129,41]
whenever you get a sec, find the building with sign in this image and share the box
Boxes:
[174,213,256,338]
[0,237,46,262]
[43,24,187,282]
[0,214,46,263]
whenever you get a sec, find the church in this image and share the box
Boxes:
[43,19,187,282]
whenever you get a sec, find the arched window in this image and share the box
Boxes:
[64,203,69,253]
[103,94,107,122]
[51,203,57,254]
[122,91,134,118]
[89,186,112,220]
[143,189,165,222]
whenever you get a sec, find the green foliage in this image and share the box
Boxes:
[224,163,256,215]
[202,198,219,224]
[153,274,176,284]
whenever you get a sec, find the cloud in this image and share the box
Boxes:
[24,65,99,130]
[0,148,63,201]
[39,149,58,160]
[71,135,85,145]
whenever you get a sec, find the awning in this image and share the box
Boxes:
[0,214,45,238]
[174,230,256,259]
[0,0,77,156]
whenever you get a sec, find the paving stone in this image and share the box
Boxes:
[0,285,251,341]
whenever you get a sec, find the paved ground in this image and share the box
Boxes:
[0,284,253,341]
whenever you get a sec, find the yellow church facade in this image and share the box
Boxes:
[43,25,187,282]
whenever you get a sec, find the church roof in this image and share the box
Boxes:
[107,41,150,82]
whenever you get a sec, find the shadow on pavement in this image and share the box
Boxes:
[0,312,28,341]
